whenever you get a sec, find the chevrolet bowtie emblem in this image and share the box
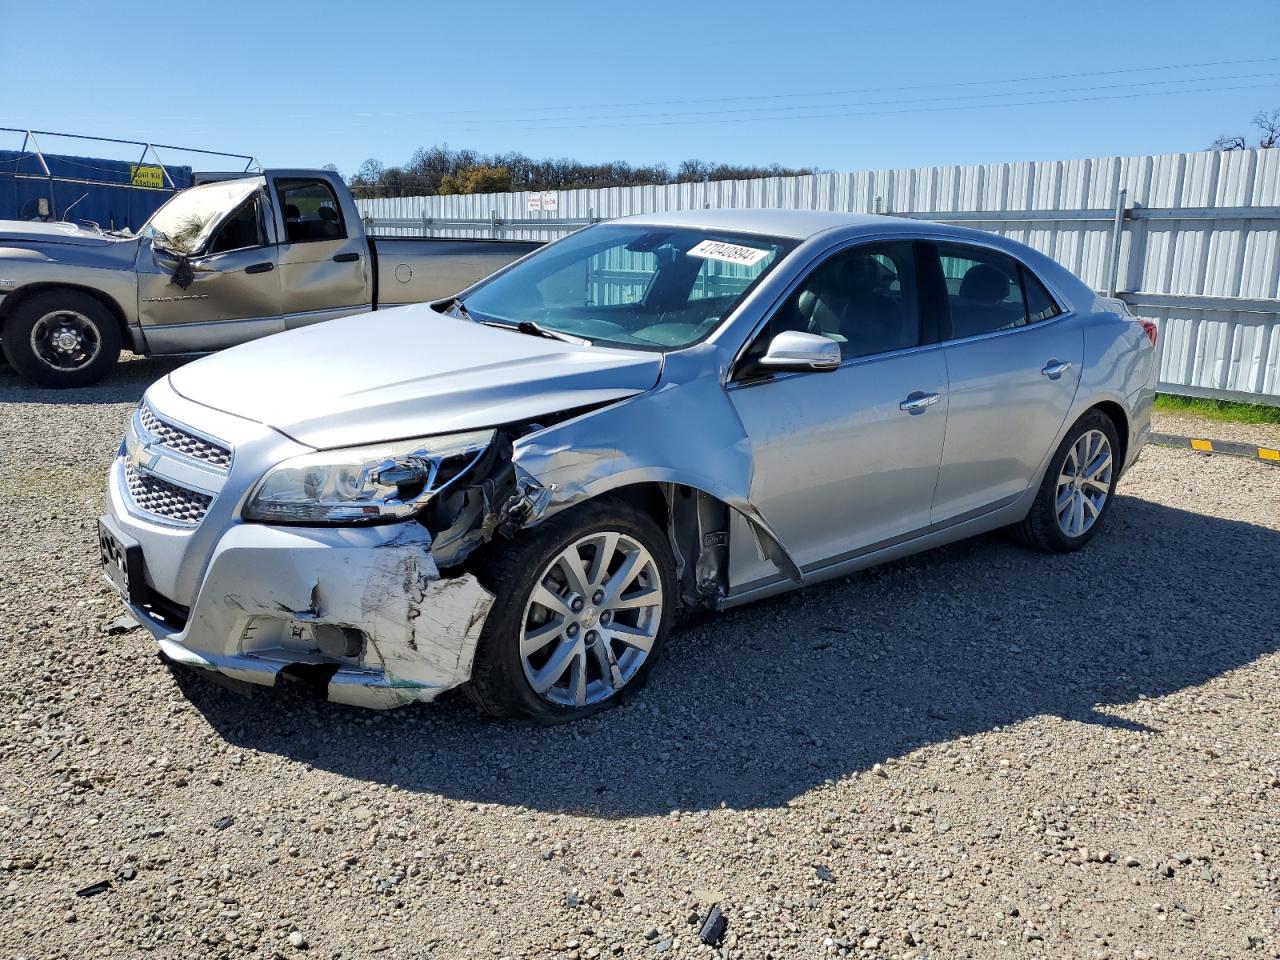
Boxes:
[126,430,160,472]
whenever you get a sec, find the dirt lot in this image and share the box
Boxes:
[1,356,1278,960]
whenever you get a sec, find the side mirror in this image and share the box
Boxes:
[757,330,841,372]
[147,237,179,267]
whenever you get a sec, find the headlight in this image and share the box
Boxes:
[243,430,494,524]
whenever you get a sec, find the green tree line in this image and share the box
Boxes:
[344,145,819,198]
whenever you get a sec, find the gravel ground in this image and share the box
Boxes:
[2,356,1278,960]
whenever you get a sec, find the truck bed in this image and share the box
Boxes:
[370,236,542,308]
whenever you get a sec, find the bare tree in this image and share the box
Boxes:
[348,158,387,199]
[1209,133,1249,151]
[1209,107,1280,150]
[1254,108,1280,149]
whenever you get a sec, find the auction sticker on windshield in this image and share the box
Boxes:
[687,239,770,266]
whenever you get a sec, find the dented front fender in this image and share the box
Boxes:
[510,347,802,585]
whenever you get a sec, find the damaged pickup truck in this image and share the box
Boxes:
[0,168,536,388]
[99,209,1156,720]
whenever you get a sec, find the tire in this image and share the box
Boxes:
[466,497,677,723]
[2,290,121,388]
[1017,409,1121,553]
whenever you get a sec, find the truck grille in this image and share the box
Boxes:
[124,462,214,525]
[139,405,231,469]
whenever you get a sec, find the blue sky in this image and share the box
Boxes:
[4,0,1279,178]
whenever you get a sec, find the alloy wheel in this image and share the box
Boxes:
[1056,428,1113,537]
[519,531,663,707]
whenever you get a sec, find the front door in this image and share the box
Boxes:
[271,176,370,328]
[927,241,1084,523]
[136,190,283,353]
[728,240,949,580]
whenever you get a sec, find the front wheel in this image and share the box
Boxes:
[1017,409,1121,553]
[2,290,121,388]
[466,498,676,723]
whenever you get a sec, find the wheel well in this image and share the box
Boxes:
[605,482,733,610]
[606,482,670,528]
[0,283,133,349]
[1090,400,1129,470]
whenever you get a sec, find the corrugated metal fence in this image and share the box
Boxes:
[358,148,1280,405]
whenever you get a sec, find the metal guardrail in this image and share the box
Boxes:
[365,196,1280,408]
[365,214,597,236]
[365,203,1280,315]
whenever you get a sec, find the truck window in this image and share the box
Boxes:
[208,196,264,255]
[276,179,346,243]
[143,179,260,256]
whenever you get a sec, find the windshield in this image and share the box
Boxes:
[456,224,796,350]
[142,179,261,256]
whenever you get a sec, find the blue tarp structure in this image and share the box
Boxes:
[0,149,193,231]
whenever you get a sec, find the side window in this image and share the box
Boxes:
[587,246,656,306]
[276,179,346,243]
[1020,265,1061,323]
[688,255,762,302]
[937,243,1028,339]
[534,245,657,307]
[208,196,263,255]
[758,241,920,361]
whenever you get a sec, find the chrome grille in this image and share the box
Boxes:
[139,405,231,469]
[124,462,213,525]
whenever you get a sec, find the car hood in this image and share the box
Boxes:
[167,303,665,449]
[0,220,132,248]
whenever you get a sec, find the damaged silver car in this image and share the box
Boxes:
[99,210,1157,720]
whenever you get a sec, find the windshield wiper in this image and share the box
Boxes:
[511,320,592,346]
[442,297,591,346]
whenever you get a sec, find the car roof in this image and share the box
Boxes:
[612,206,1096,311]
[615,207,921,240]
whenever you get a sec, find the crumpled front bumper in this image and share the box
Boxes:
[124,518,495,710]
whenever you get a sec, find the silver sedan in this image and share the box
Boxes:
[99,209,1157,721]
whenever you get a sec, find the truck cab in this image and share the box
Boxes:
[0,169,539,387]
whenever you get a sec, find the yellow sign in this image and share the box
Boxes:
[130,164,166,189]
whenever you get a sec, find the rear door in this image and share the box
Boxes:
[271,176,371,328]
[926,241,1083,523]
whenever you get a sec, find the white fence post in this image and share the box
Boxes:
[1106,187,1128,298]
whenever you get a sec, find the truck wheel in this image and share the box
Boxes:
[2,290,121,388]
[466,498,677,723]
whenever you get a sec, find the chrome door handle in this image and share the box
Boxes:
[1041,360,1072,379]
[899,391,941,413]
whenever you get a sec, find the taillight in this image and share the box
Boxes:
[1140,320,1158,347]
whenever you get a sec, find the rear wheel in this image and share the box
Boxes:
[2,290,121,388]
[466,498,676,723]
[1017,410,1120,553]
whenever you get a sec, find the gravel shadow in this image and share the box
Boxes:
[171,493,1280,817]
[0,354,192,405]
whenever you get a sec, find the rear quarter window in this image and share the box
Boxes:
[1020,265,1062,322]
